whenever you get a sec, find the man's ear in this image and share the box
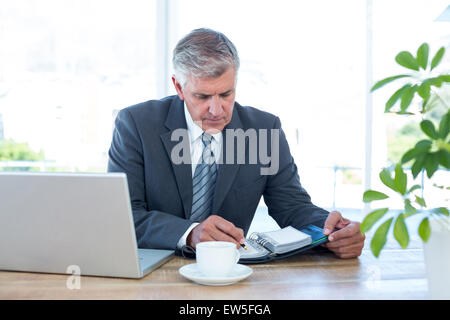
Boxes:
[172,76,185,100]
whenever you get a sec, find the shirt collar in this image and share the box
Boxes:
[184,102,222,142]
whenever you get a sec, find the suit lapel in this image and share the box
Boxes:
[160,97,245,218]
[160,97,193,219]
[212,106,243,213]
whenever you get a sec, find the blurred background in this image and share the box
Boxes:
[0,0,448,228]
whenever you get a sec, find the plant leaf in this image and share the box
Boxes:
[401,148,417,164]
[379,168,396,191]
[411,153,426,178]
[437,150,450,169]
[420,120,439,139]
[414,139,433,152]
[395,51,420,71]
[430,47,445,71]
[361,208,389,233]
[394,213,409,248]
[424,153,439,178]
[418,217,431,242]
[428,76,444,88]
[371,217,394,257]
[437,74,450,83]
[416,43,429,70]
[415,195,427,207]
[404,199,417,217]
[371,74,411,92]
[400,85,416,112]
[394,163,407,195]
[431,207,450,216]
[408,184,422,194]
[432,183,445,190]
[438,111,450,139]
[421,97,429,113]
[417,81,430,100]
[363,190,389,202]
[385,84,411,112]
[401,140,432,164]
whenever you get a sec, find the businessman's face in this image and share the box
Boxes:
[172,67,236,134]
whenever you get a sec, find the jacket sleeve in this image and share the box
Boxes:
[107,108,192,250]
[263,117,330,230]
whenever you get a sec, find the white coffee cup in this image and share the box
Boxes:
[196,241,241,277]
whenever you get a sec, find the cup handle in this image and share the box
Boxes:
[235,248,241,263]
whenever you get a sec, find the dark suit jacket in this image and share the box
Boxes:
[108,95,329,250]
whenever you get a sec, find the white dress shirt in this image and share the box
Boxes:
[176,103,223,248]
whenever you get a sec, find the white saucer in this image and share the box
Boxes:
[179,263,253,286]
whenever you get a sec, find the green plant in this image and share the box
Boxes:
[362,43,450,257]
[0,138,45,171]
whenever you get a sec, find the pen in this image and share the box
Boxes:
[241,243,248,250]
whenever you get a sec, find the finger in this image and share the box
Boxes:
[337,242,365,254]
[324,236,365,249]
[323,211,342,235]
[334,251,361,259]
[324,232,365,249]
[341,217,351,224]
[208,228,243,247]
[335,217,351,229]
[190,218,222,246]
[328,242,364,258]
[328,223,360,242]
[192,230,215,247]
[214,216,245,243]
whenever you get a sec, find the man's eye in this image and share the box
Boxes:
[220,92,231,97]
[196,95,209,100]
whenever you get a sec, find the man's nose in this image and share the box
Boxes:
[209,95,222,116]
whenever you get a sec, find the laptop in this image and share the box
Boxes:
[0,172,174,278]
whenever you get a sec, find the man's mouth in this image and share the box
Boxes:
[204,118,223,122]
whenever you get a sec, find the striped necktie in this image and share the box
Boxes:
[190,132,218,222]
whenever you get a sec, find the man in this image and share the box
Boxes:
[108,28,365,259]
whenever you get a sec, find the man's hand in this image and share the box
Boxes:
[321,211,365,259]
[187,215,245,249]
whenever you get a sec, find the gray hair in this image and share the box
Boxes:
[172,28,240,87]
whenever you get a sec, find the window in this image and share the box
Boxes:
[371,0,450,209]
[1,0,448,213]
[0,0,158,172]
[170,0,367,211]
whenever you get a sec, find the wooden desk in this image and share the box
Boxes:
[0,242,429,300]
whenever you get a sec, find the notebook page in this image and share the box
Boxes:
[263,226,310,245]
